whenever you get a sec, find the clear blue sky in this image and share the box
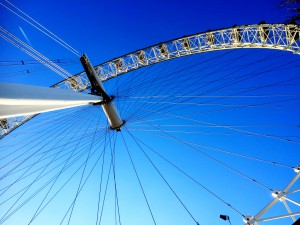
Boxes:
[1,1,300,225]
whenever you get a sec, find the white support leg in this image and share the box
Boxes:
[282,199,296,222]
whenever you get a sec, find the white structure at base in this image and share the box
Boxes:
[0,82,102,118]
[244,166,300,225]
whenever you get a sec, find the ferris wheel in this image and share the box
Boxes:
[0,3,300,225]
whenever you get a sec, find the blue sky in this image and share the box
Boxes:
[1,1,300,225]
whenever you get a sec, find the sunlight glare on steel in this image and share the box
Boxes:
[0,82,102,118]
[244,166,300,225]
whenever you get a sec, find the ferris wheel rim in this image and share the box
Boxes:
[1,23,300,139]
[0,22,300,224]
[53,23,300,88]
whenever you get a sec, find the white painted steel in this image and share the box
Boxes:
[244,167,300,224]
[2,23,300,137]
[256,212,300,222]
[102,101,124,130]
[0,83,102,118]
[54,24,300,91]
[0,22,299,223]
[0,104,91,118]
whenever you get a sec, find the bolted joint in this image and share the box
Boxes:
[243,215,258,225]
[294,166,300,173]
[271,190,285,201]
[93,95,115,105]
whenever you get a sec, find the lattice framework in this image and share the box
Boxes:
[1,23,299,138]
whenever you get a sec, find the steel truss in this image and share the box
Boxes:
[244,167,300,224]
[1,23,299,138]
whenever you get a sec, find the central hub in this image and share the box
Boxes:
[80,53,124,131]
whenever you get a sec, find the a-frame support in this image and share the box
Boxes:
[244,166,300,224]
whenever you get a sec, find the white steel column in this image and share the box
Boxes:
[0,82,102,118]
